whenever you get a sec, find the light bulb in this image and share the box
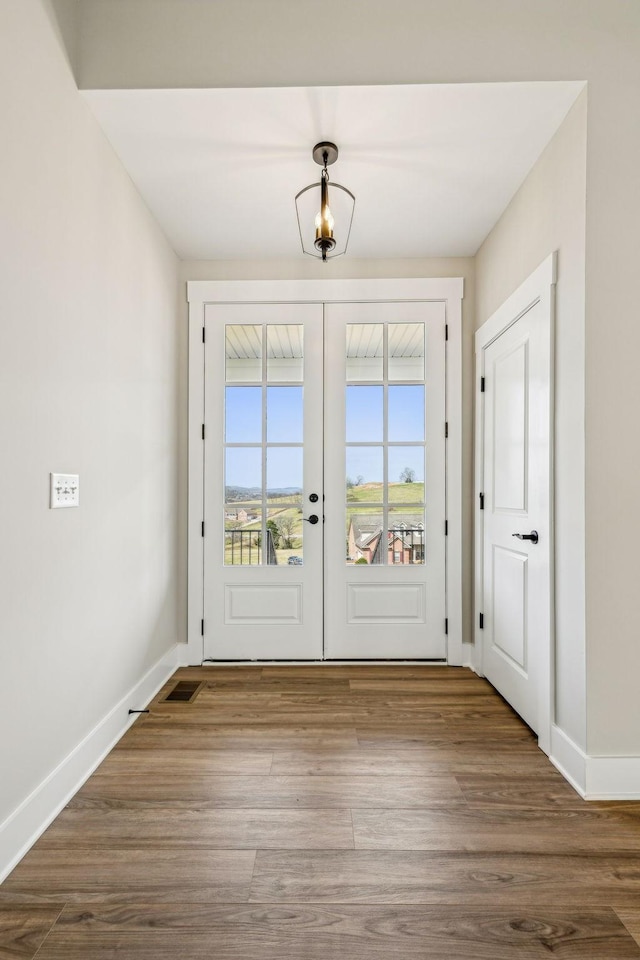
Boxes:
[324,205,335,231]
[315,206,334,241]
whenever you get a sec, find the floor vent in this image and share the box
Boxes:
[163,680,203,703]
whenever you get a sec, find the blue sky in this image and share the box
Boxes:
[225,386,303,444]
[346,385,424,442]
[225,384,425,491]
[225,447,303,491]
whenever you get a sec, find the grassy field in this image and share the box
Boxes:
[347,481,424,503]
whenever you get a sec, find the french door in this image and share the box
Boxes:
[204,303,324,660]
[323,302,446,658]
[188,279,462,663]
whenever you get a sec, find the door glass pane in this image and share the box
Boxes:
[346,324,384,381]
[388,323,424,381]
[346,447,383,502]
[388,385,425,441]
[223,321,308,566]
[225,386,262,443]
[268,506,304,567]
[267,446,303,501]
[225,325,262,382]
[267,325,303,382]
[267,386,303,442]
[387,508,425,564]
[346,385,383,442]
[388,446,425,502]
[225,447,262,502]
[346,507,384,565]
[224,505,263,565]
[344,322,428,565]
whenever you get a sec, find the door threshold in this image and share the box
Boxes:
[201,658,448,666]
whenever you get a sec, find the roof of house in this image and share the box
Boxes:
[349,514,424,550]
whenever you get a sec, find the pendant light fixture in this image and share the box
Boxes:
[295,141,355,262]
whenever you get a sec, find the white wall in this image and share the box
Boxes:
[79,0,640,765]
[475,92,587,749]
[0,0,179,846]
[178,257,475,654]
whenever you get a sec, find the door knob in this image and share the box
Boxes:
[309,493,319,503]
[303,514,319,524]
[512,530,539,544]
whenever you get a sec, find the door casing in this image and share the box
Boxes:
[473,253,556,755]
[187,277,463,666]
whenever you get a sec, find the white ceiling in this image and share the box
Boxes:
[83,82,584,261]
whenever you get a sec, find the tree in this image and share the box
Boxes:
[355,475,364,486]
[346,476,354,489]
[267,519,280,548]
[399,466,416,483]
[255,519,280,549]
[276,514,297,549]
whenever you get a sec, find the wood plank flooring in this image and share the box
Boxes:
[2,665,640,958]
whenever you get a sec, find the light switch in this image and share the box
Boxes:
[50,473,80,509]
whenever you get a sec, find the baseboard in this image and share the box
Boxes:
[585,756,640,800]
[0,643,181,883]
[550,724,587,797]
[176,642,192,666]
[461,641,475,671]
[550,725,640,800]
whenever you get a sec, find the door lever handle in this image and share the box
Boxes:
[512,530,539,544]
[303,514,319,525]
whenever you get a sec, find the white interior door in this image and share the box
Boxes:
[324,302,447,659]
[203,303,324,660]
[476,256,554,747]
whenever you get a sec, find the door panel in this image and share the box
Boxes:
[203,303,323,660]
[492,545,527,671]
[324,302,447,659]
[481,297,551,732]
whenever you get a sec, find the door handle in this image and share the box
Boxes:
[512,530,539,544]
[303,514,319,525]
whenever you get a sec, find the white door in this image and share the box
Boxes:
[476,256,554,748]
[198,287,452,663]
[203,303,324,660]
[324,302,447,659]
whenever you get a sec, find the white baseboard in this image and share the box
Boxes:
[176,642,192,666]
[0,643,181,883]
[550,725,640,800]
[585,756,640,800]
[550,724,587,797]
[461,641,475,671]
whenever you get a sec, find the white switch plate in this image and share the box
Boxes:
[50,473,80,509]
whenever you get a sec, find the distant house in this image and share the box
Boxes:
[225,508,257,525]
[347,514,425,564]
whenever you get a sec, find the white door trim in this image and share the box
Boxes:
[187,277,463,666]
[474,252,556,755]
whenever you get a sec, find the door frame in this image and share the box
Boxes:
[473,253,556,755]
[187,277,463,666]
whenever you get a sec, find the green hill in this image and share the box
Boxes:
[347,481,424,503]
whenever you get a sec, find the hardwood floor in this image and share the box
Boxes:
[2,665,640,958]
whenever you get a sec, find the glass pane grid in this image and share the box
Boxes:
[224,323,305,566]
[345,321,426,566]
